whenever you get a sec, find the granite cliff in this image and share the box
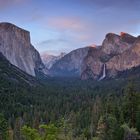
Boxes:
[0,22,46,76]
[0,52,39,86]
[49,32,140,80]
[81,33,139,80]
[1,22,139,80]
[50,47,90,77]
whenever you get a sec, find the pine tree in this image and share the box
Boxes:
[0,113,9,140]
[124,82,139,128]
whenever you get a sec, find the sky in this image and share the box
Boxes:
[0,0,140,55]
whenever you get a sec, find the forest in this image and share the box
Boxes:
[0,71,140,140]
[0,53,140,140]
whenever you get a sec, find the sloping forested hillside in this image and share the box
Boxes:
[0,54,140,139]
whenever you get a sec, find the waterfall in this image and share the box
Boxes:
[98,64,106,81]
[102,64,106,78]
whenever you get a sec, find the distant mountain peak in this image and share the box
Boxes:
[41,52,66,69]
[0,22,19,28]
[50,47,91,77]
[105,33,119,39]
[120,32,127,36]
[120,32,136,44]
[101,32,132,56]
[0,22,29,35]
[90,44,97,48]
[81,32,140,80]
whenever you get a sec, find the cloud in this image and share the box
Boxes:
[45,17,94,42]
[46,17,87,32]
[0,0,28,9]
[76,34,92,41]
[39,38,68,46]
[78,0,140,9]
[28,15,93,41]
[37,38,75,55]
[0,0,11,8]
[127,19,140,25]
[2,0,138,55]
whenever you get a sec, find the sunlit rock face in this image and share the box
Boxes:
[81,47,104,80]
[48,32,139,80]
[106,36,140,77]
[0,22,46,76]
[50,47,91,77]
[101,33,136,56]
[81,33,139,80]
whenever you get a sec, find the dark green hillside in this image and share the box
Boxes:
[0,55,139,139]
[0,52,39,88]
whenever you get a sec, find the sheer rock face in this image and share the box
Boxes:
[81,47,104,80]
[2,22,138,80]
[0,52,39,86]
[101,33,136,56]
[0,22,46,76]
[50,47,90,77]
[48,32,139,80]
[81,33,138,80]
[106,36,140,77]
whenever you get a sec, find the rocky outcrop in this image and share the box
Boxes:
[1,22,138,80]
[81,33,138,80]
[106,36,140,77]
[50,47,91,77]
[0,22,46,76]
[101,32,136,56]
[45,32,139,80]
[81,47,104,80]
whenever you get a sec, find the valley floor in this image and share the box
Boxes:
[0,76,140,140]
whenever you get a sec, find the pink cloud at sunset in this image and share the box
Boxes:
[0,0,28,9]
[47,17,87,32]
